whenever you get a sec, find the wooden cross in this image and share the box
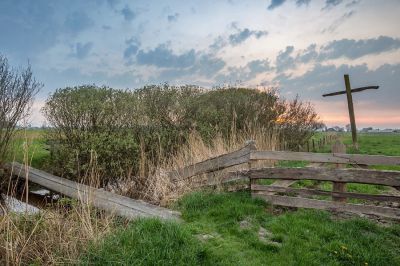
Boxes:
[322,74,379,149]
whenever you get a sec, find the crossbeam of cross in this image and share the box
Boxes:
[322,74,379,149]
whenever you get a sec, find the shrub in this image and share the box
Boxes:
[43,85,322,188]
[0,55,41,192]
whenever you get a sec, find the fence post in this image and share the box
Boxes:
[331,140,347,202]
[245,140,257,192]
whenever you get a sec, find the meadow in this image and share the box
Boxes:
[2,130,400,265]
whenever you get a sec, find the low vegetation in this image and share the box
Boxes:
[82,191,400,265]
[0,199,115,265]
[42,85,322,188]
[1,54,399,266]
[0,55,41,192]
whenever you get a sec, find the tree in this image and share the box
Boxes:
[0,55,42,164]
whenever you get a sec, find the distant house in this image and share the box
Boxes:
[360,127,373,133]
[326,126,344,132]
[381,128,394,133]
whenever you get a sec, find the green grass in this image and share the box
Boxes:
[81,191,400,265]
[304,133,400,195]
[342,133,400,157]
[81,218,206,266]
[341,133,400,171]
[7,129,50,169]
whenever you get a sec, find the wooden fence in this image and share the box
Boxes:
[171,140,400,219]
[5,162,181,220]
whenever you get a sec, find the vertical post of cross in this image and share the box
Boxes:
[344,74,358,149]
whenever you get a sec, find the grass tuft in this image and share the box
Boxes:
[81,218,207,266]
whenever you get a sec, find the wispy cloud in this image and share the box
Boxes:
[120,5,136,21]
[167,13,179,22]
[229,28,268,45]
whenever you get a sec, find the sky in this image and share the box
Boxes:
[1,0,399,128]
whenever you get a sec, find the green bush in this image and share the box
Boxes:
[43,85,322,185]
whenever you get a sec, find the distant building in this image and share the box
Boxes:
[360,127,373,133]
[381,128,394,133]
[326,126,345,132]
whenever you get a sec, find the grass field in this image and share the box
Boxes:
[342,133,400,171]
[4,131,400,265]
[82,191,400,265]
[7,129,49,169]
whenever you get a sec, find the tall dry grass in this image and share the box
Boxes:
[0,132,116,266]
[0,200,115,265]
[140,126,280,205]
[0,125,281,265]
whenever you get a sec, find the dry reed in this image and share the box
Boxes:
[141,126,280,205]
[0,133,116,266]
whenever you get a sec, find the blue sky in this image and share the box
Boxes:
[1,0,400,127]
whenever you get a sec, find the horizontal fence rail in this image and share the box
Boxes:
[169,141,255,181]
[248,166,400,219]
[253,193,400,219]
[250,150,400,166]
[167,140,400,220]
[248,167,400,187]
[251,184,400,202]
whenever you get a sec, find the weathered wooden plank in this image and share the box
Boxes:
[169,142,254,181]
[331,140,347,202]
[7,162,181,220]
[251,185,400,202]
[251,151,400,166]
[249,167,400,187]
[252,193,400,219]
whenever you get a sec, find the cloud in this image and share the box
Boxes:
[167,13,180,22]
[295,44,318,63]
[107,0,120,8]
[276,46,295,72]
[136,44,196,68]
[323,0,343,10]
[275,62,400,110]
[189,54,226,77]
[320,36,400,60]
[120,5,136,21]
[322,11,355,33]
[229,28,268,45]
[64,11,94,34]
[276,36,400,72]
[268,0,287,10]
[296,0,311,6]
[123,38,140,64]
[215,59,271,84]
[209,36,228,52]
[70,42,93,59]
[346,0,361,7]
[247,59,272,74]
[0,0,59,56]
